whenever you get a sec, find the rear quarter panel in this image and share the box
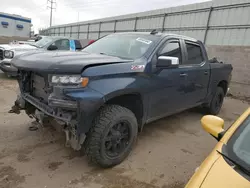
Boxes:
[206,63,233,102]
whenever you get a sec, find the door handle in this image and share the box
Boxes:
[180,73,188,77]
[204,71,208,75]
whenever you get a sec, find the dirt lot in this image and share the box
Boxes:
[0,75,249,188]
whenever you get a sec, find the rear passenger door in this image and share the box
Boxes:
[180,40,210,107]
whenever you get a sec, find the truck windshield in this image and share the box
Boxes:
[227,115,250,172]
[82,34,159,59]
[34,37,55,48]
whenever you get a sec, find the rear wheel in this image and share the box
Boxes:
[206,87,225,115]
[84,105,138,168]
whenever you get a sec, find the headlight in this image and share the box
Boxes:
[51,75,89,87]
[4,50,14,59]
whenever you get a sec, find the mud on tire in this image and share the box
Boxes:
[84,105,138,168]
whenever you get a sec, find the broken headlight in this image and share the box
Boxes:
[50,75,89,87]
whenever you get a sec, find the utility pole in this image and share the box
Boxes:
[47,0,56,27]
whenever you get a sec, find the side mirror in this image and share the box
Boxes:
[201,115,225,140]
[156,56,179,68]
[48,45,58,51]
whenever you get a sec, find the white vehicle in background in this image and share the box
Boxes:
[11,40,36,45]
[0,36,83,76]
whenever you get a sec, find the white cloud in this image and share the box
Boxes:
[2,0,210,33]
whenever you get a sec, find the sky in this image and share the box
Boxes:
[2,0,210,33]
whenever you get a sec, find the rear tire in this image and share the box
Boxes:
[206,87,225,115]
[84,105,138,168]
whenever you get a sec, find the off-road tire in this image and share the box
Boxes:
[206,87,225,115]
[84,105,138,168]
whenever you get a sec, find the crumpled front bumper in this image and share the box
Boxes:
[19,92,77,122]
[14,85,105,135]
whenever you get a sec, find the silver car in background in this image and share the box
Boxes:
[0,36,83,76]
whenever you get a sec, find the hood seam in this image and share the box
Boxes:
[200,155,221,188]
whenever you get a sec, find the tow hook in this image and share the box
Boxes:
[8,101,22,114]
[8,95,25,114]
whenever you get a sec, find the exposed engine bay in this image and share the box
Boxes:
[10,71,86,150]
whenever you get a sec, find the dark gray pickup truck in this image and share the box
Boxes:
[10,31,232,167]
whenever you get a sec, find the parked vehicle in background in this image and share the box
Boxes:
[10,31,232,167]
[0,36,83,76]
[186,107,250,188]
[34,35,45,42]
[88,39,95,45]
[18,40,36,45]
[9,40,36,45]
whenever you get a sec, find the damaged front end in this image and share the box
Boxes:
[10,71,104,151]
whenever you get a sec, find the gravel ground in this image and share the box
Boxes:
[0,75,249,188]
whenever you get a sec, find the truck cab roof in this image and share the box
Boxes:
[111,32,199,43]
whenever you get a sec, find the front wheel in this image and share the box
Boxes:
[84,105,138,168]
[206,87,225,115]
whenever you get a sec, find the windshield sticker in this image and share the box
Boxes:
[131,65,145,70]
[136,38,152,45]
[69,40,76,51]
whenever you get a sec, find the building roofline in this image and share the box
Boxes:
[0,12,31,23]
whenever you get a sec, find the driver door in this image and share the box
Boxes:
[147,39,187,121]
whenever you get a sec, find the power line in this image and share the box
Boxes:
[47,0,56,27]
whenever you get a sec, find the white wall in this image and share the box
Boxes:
[41,0,250,46]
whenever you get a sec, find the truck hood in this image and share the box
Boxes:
[0,44,38,58]
[12,51,133,73]
[0,44,37,51]
[200,156,250,188]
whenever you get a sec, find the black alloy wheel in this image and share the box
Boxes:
[84,105,138,168]
[104,121,131,158]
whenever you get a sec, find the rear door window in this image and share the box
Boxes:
[184,42,204,65]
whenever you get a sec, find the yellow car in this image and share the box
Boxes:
[186,108,250,188]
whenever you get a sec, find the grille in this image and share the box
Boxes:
[0,49,3,60]
[31,73,50,103]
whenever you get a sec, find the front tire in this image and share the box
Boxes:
[206,87,225,115]
[84,105,138,168]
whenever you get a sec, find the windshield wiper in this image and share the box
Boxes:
[217,150,250,176]
[98,52,132,60]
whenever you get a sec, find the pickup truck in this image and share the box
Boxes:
[0,36,83,76]
[10,31,232,168]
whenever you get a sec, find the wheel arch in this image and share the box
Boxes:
[217,80,228,95]
[104,92,144,129]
